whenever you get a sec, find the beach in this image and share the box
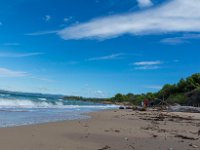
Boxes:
[0,109,199,150]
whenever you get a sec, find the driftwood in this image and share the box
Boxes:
[98,145,111,150]
[169,106,200,113]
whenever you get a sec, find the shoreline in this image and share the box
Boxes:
[0,109,199,150]
[0,108,119,129]
[0,110,95,129]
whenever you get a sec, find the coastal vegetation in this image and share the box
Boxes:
[64,73,200,106]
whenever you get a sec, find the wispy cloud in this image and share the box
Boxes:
[0,52,43,58]
[67,61,79,65]
[144,85,162,90]
[3,43,20,46]
[133,61,162,70]
[57,0,200,40]
[134,61,162,66]
[44,15,51,22]
[94,90,105,98]
[87,53,124,61]
[64,16,73,23]
[137,0,153,8]
[135,65,160,70]
[161,34,200,45]
[0,67,54,83]
[25,30,58,36]
[0,68,28,77]
[30,76,55,83]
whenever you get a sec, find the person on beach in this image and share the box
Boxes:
[144,99,149,108]
[141,101,144,107]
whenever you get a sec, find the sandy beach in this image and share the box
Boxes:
[0,109,199,150]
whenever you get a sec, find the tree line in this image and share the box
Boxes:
[110,73,200,105]
[63,73,200,105]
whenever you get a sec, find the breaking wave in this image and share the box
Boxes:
[0,98,117,109]
[0,91,118,127]
[0,98,60,108]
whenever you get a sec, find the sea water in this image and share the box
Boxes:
[0,91,117,128]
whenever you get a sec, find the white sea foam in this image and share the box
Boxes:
[0,98,118,109]
[0,97,118,128]
[38,98,47,101]
[0,98,52,108]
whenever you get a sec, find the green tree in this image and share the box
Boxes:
[113,93,126,102]
[158,84,177,99]
[185,73,200,92]
[126,93,135,102]
[177,79,187,92]
[167,93,187,104]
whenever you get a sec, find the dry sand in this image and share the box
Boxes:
[0,109,199,150]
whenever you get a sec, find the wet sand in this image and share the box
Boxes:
[0,109,199,150]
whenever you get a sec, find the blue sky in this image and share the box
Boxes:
[0,0,200,97]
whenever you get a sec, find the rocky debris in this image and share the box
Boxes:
[125,106,133,109]
[119,106,147,111]
[175,134,199,140]
[129,144,135,149]
[98,145,111,150]
[119,106,125,109]
[169,106,200,113]
[152,134,158,138]
[141,125,166,133]
[114,129,120,133]
[124,137,129,141]
[189,143,199,148]
[139,113,199,123]
[132,106,147,111]
[104,128,120,133]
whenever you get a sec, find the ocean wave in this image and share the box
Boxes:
[37,98,47,101]
[0,98,54,108]
[0,94,10,97]
[0,109,29,112]
[0,98,117,109]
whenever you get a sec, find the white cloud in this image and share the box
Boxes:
[87,53,124,61]
[57,0,200,40]
[137,0,153,8]
[0,68,28,77]
[161,33,200,44]
[44,15,51,22]
[134,61,162,66]
[0,52,43,58]
[133,61,162,70]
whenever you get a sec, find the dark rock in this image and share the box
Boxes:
[119,106,125,109]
